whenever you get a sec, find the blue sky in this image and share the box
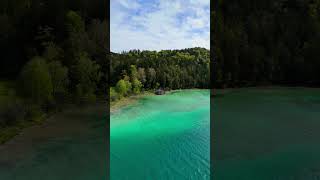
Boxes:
[110,0,210,52]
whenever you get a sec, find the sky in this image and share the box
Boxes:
[110,0,210,52]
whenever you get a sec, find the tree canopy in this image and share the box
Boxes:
[0,0,107,131]
[213,0,320,87]
[19,56,52,104]
[0,0,106,79]
[110,47,210,92]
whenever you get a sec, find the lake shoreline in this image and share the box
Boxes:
[0,102,106,145]
[110,88,209,113]
[110,91,155,113]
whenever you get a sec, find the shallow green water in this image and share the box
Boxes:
[110,90,210,179]
[0,106,107,180]
[213,88,320,180]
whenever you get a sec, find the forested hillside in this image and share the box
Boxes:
[0,0,107,77]
[213,0,320,87]
[0,0,108,142]
[110,48,210,101]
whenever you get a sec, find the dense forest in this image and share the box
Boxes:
[213,0,320,88]
[110,48,210,101]
[0,0,108,141]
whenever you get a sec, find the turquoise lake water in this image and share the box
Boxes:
[110,90,210,179]
[213,88,320,180]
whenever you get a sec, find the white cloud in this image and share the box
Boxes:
[110,0,210,52]
[116,0,140,9]
[189,0,210,6]
[186,17,206,29]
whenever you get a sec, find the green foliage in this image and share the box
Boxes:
[1,0,106,78]
[116,79,128,97]
[65,10,90,65]
[124,79,132,95]
[0,81,16,101]
[72,53,101,104]
[0,95,25,127]
[110,87,118,101]
[43,42,64,62]
[87,19,109,54]
[66,10,85,33]
[0,1,108,139]
[19,57,53,104]
[129,65,143,94]
[130,65,138,81]
[110,48,210,90]
[213,0,320,87]
[47,61,69,98]
[24,104,44,122]
[132,79,143,94]
[155,82,160,89]
[123,75,132,95]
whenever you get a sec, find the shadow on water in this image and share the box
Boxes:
[0,104,107,180]
[213,87,320,180]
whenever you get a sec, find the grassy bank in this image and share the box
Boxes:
[0,80,47,144]
[0,101,104,145]
[0,80,19,144]
[110,90,154,113]
[0,118,46,144]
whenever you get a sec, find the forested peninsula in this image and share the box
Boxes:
[0,0,107,143]
[213,0,320,88]
[110,48,210,102]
